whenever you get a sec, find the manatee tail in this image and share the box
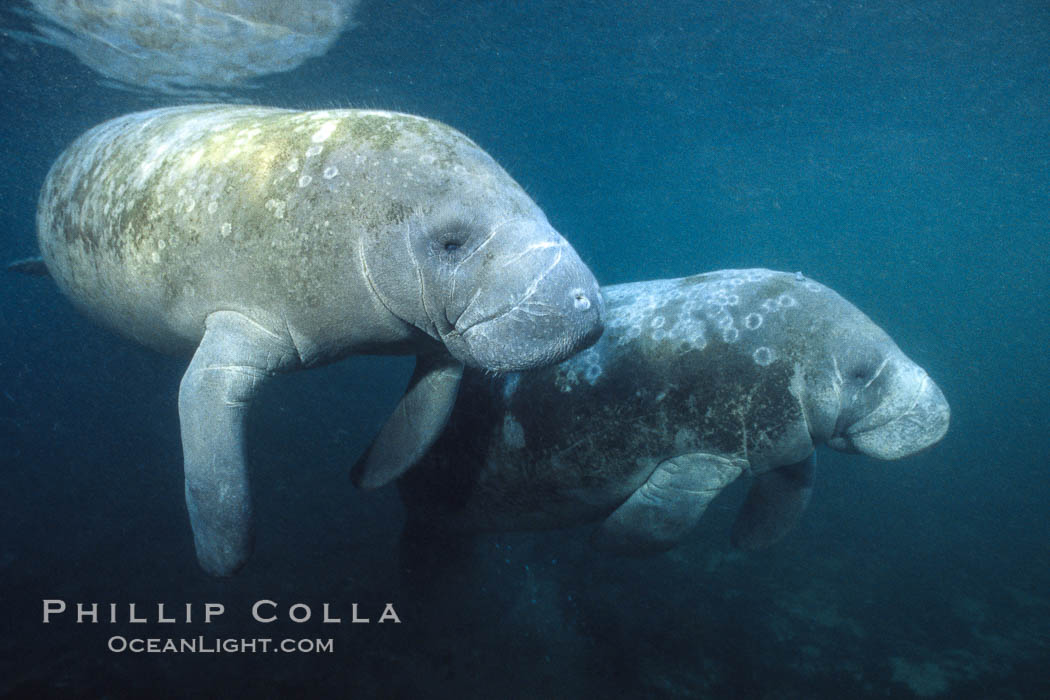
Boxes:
[6,256,49,276]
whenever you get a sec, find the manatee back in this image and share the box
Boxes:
[591,270,837,469]
[402,269,862,532]
[35,105,517,356]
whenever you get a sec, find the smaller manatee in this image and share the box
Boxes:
[399,269,950,555]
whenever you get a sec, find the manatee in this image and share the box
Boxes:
[19,0,358,95]
[30,104,604,575]
[398,269,949,554]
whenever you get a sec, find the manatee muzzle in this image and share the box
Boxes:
[829,371,950,460]
[446,233,604,372]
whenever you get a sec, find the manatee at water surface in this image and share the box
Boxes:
[20,1,361,94]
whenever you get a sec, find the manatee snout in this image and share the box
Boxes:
[829,365,950,460]
[446,224,604,371]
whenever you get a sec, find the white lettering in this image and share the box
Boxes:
[204,603,225,623]
[322,604,340,623]
[77,603,98,623]
[291,604,310,625]
[42,599,66,623]
[252,600,277,623]
[289,603,311,623]
[378,604,401,624]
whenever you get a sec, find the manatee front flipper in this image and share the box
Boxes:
[351,353,464,490]
[592,453,745,555]
[730,452,816,550]
[178,311,300,576]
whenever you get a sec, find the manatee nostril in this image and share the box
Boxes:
[571,288,591,312]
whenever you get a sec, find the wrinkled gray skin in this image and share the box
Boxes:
[35,105,604,575]
[400,269,949,554]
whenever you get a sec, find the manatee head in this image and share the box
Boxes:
[429,204,604,371]
[796,287,950,460]
[359,178,603,373]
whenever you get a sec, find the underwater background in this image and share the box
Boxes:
[1,0,1047,697]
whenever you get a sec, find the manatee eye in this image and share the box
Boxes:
[432,231,468,260]
[420,202,487,262]
[847,357,886,385]
[440,237,465,260]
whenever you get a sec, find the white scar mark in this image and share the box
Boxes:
[831,355,845,412]
[455,246,564,331]
[507,299,557,319]
[400,219,435,335]
[239,315,283,342]
[516,247,564,305]
[452,287,484,329]
[202,365,266,374]
[452,216,527,276]
[448,221,506,306]
[863,357,891,389]
[902,373,930,417]
[503,305,558,332]
[448,219,563,330]
[790,363,815,438]
[499,240,561,267]
[199,365,267,407]
[311,120,338,143]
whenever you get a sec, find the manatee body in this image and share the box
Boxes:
[399,269,949,553]
[36,104,603,575]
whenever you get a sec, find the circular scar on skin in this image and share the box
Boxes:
[753,346,776,366]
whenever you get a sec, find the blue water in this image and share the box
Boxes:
[1,1,1047,697]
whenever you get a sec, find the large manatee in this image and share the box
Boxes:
[30,104,604,575]
[399,269,949,553]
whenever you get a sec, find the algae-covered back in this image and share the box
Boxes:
[34,105,527,354]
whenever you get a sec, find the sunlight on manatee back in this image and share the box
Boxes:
[16,0,359,95]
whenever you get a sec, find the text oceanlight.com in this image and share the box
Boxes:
[107,636,334,654]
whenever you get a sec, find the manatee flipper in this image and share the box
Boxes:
[178,310,300,576]
[6,256,49,276]
[730,452,816,550]
[351,353,464,490]
[592,453,745,555]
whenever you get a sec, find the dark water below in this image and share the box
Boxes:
[1,1,1047,697]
